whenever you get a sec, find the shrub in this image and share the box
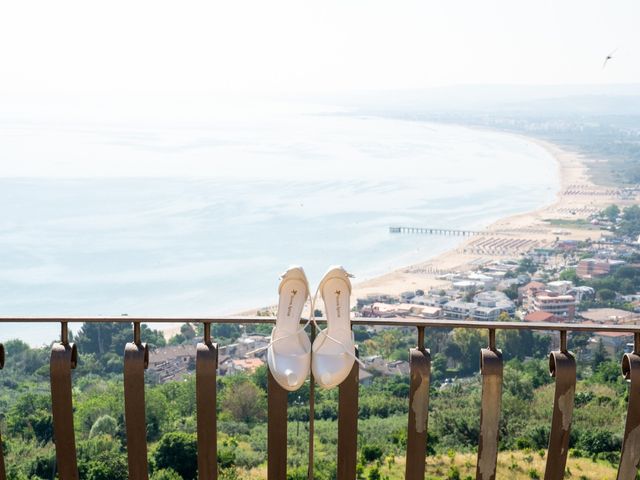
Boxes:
[153,432,197,480]
[151,469,183,480]
[578,429,621,455]
[218,446,237,469]
[89,415,118,438]
[361,444,383,463]
[447,465,461,480]
[368,466,381,480]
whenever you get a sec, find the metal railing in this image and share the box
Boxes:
[1,315,640,480]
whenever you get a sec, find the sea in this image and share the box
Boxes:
[0,97,559,344]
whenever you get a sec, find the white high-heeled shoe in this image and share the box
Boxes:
[311,266,363,389]
[266,266,311,391]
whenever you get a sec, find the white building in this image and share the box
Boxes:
[443,291,515,321]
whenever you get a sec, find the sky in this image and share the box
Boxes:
[0,0,638,97]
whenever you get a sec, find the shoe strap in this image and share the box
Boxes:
[244,323,309,357]
[314,329,365,368]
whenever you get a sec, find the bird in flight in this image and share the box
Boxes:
[602,49,617,69]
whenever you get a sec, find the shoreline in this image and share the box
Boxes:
[219,131,629,327]
[348,135,616,302]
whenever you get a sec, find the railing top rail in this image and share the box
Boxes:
[0,315,639,333]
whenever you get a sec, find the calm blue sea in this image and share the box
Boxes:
[0,100,559,344]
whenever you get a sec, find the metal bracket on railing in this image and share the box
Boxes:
[124,322,149,480]
[544,331,575,480]
[50,322,79,480]
[0,342,5,480]
[405,326,431,480]
[476,329,503,480]
[196,323,218,480]
[617,332,640,480]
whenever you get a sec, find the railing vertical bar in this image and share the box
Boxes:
[196,324,218,480]
[476,330,503,480]
[0,343,5,480]
[405,327,431,480]
[268,368,288,480]
[308,323,316,480]
[544,335,576,480]
[337,352,359,480]
[616,348,640,480]
[50,322,79,480]
[124,323,149,480]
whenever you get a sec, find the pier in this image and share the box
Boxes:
[389,226,486,236]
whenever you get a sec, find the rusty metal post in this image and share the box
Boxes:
[476,329,503,480]
[124,322,149,480]
[50,322,79,480]
[405,326,431,480]
[617,332,640,480]
[544,331,575,480]
[268,368,288,480]
[197,323,218,480]
[0,343,5,480]
[337,349,359,480]
[308,323,316,480]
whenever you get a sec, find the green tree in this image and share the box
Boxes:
[578,429,621,455]
[153,432,197,480]
[3,339,30,356]
[597,289,616,302]
[211,323,241,340]
[77,435,128,480]
[591,338,608,370]
[559,268,580,283]
[619,205,640,237]
[6,393,53,444]
[220,379,267,424]
[517,258,537,274]
[602,204,620,222]
[450,329,487,373]
[76,322,165,358]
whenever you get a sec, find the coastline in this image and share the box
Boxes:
[349,136,612,301]
[223,132,628,327]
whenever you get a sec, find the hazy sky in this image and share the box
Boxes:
[0,0,638,96]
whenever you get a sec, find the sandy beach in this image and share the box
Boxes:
[350,136,628,301]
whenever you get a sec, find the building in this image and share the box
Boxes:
[148,344,197,383]
[362,355,410,376]
[576,258,625,279]
[364,302,442,318]
[452,280,484,292]
[590,330,633,356]
[518,281,547,307]
[442,300,476,320]
[568,286,595,302]
[219,357,264,376]
[531,291,576,321]
[547,280,573,295]
[443,291,515,321]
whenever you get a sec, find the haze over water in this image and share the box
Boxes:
[0,101,559,344]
